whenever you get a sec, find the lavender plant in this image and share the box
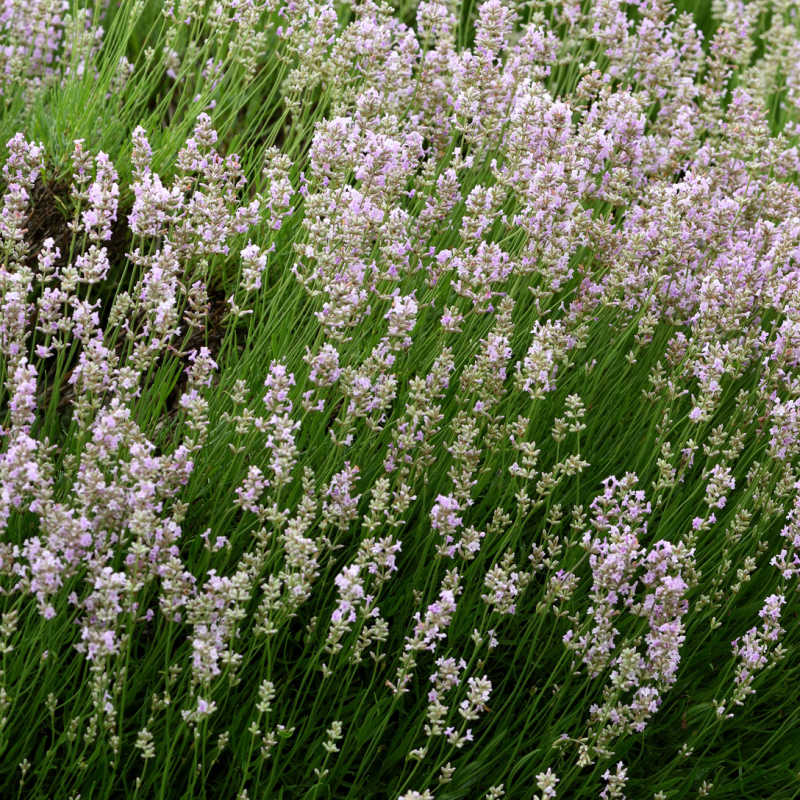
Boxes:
[2,0,800,798]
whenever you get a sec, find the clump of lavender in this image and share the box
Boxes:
[1,0,800,797]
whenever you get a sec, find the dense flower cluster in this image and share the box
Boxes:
[2,0,800,797]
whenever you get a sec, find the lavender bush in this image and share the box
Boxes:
[2,0,800,797]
